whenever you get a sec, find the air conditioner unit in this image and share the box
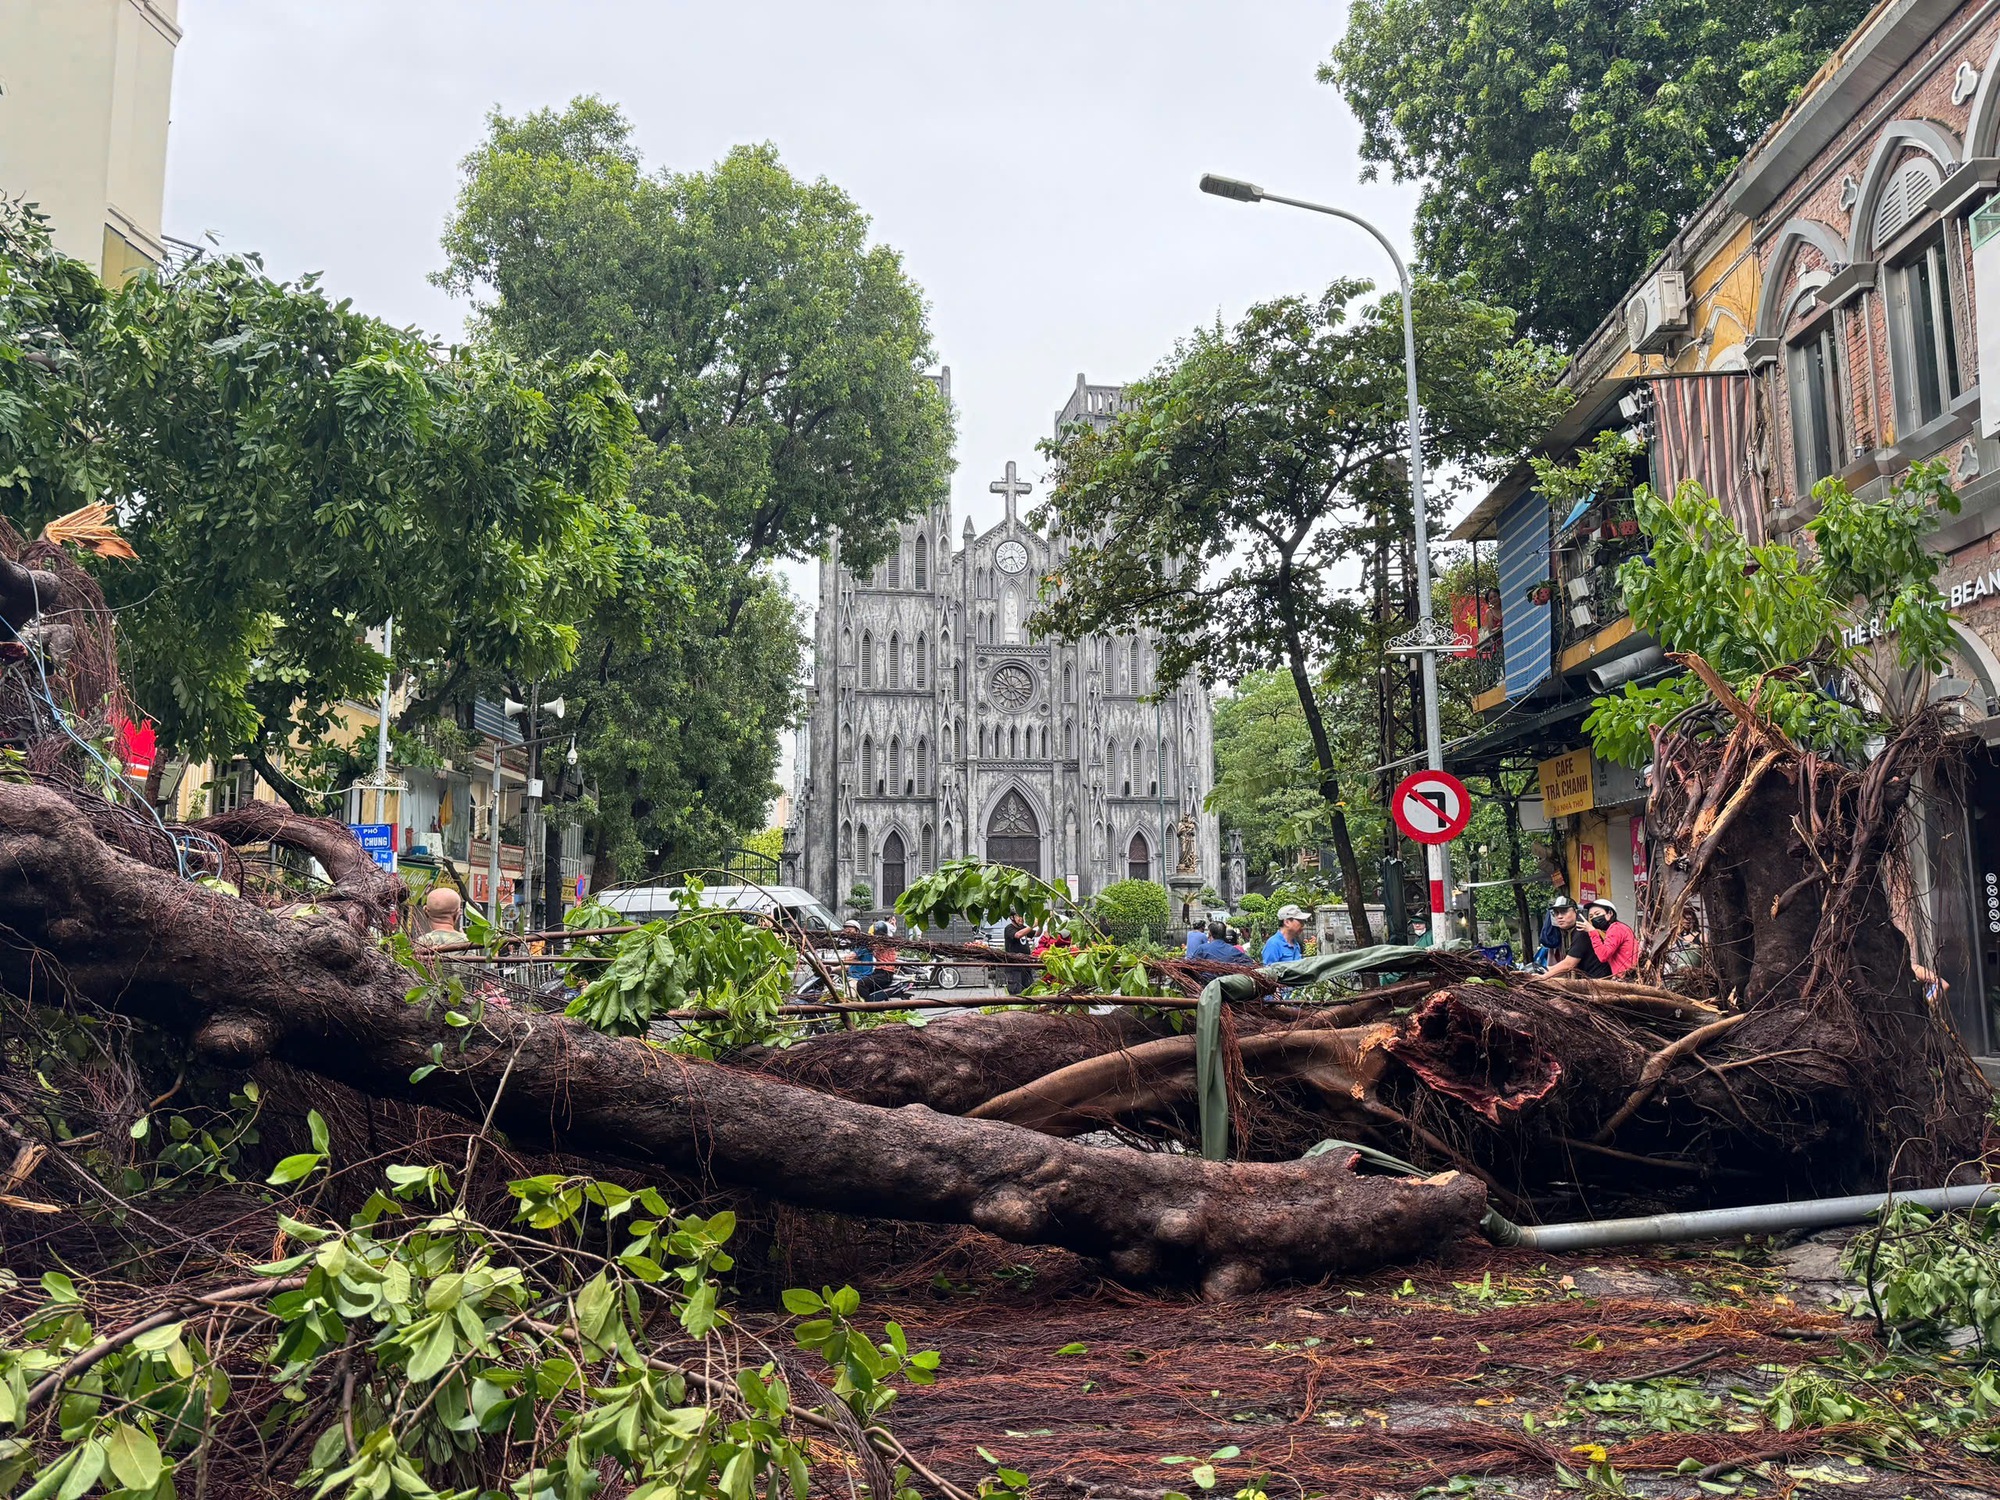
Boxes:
[1625,271,1691,354]
[1565,575,1593,602]
[1570,601,1597,632]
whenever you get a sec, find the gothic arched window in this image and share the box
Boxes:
[953,661,963,698]
[888,633,902,690]
[915,738,929,794]
[921,822,935,867]
[860,632,874,689]
[914,534,928,589]
[914,634,928,691]
[979,725,990,758]
[1128,831,1151,882]
[886,545,901,590]
[1009,725,1019,758]
[1063,663,1074,700]
[861,737,876,794]
[1064,718,1076,757]
[888,737,903,794]
[1039,726,1048,758]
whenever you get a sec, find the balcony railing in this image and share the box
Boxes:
[1553,497,1644,654]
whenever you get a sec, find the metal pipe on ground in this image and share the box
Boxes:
[1484,1183,2000,1251]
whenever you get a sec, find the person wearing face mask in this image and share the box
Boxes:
[1586,900,1638,976]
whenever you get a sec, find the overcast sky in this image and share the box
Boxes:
[163,2,1422,803]
[164,1,1420,546]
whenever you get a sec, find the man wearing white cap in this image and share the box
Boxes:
[1261,904,1308,965]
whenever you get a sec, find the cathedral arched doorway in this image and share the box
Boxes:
[880,830,908,908]
[985,790,1040,876]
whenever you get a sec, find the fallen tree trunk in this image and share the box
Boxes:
[0,783,1485,1293]
[745,1007,1177,1113]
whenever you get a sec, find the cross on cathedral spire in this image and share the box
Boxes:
[989,460,1031,523]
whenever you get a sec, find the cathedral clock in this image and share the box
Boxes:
[994,538,1029,575]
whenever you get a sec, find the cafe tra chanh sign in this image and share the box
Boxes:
[1537,750,1595,819]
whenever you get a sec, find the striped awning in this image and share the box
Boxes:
[1647,374,1767,544]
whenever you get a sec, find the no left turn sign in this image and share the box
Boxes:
[1391,769,1472,846]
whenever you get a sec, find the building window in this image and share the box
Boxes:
[1127,831,1150,882]
[914,634,928,691]
[1890,232,1962,431]
[921,822,935,867]
[888,633,902,690]
[915,738,929,794]
[914,534,928,590]
[211,759,254,815]
[887,546,901,590]
[889,737,903,794]
[1789,321,1845,491]
[860,632,875,689]
[861,737,876,794]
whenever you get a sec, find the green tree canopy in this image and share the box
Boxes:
[0,205,641,803]
[1209,669,1333,881]
[435,98,954,878]
[437,97,953,576]
[1324,0,1872,346]
[1035,277,1565,940]
[1586,463,1962,765]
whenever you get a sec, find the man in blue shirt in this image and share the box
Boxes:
[1186,915,1250,964]
[839,920,874,992]
[1260,904,1307,965]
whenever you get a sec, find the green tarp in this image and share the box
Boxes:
[1194,943,1450,1161]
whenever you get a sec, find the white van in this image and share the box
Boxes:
[594,883,838,933]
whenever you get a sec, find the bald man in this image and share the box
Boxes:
[414,887,464,948]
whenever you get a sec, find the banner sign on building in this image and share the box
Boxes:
[1537,750,1595,819]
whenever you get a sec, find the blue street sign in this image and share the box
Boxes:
[349,823,397,870]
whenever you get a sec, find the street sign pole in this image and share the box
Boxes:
[1198,173,1463,938]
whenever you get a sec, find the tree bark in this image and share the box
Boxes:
[1499,777,1534,958]
[748,1008,1175,1114]
[0,783,1485,1294]
[191,802,404,931]
[1281,620,1374,946]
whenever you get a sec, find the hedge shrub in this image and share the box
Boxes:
[1091,879,1173,946]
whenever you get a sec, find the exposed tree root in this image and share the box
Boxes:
[0,782,1486,1292]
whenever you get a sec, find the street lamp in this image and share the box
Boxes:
[1199,172,1454,938]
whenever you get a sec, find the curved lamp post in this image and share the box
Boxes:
[1199,173,1453,937]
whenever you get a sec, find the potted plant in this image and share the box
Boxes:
[1525,578,1554,605]
[1616,515,1641,538]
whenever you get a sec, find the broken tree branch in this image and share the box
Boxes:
[1594,1013,1751,1144]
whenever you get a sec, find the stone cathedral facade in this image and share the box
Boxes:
[787,375,1220,912]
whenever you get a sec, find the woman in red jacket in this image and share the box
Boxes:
[1586,900,1638,977]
